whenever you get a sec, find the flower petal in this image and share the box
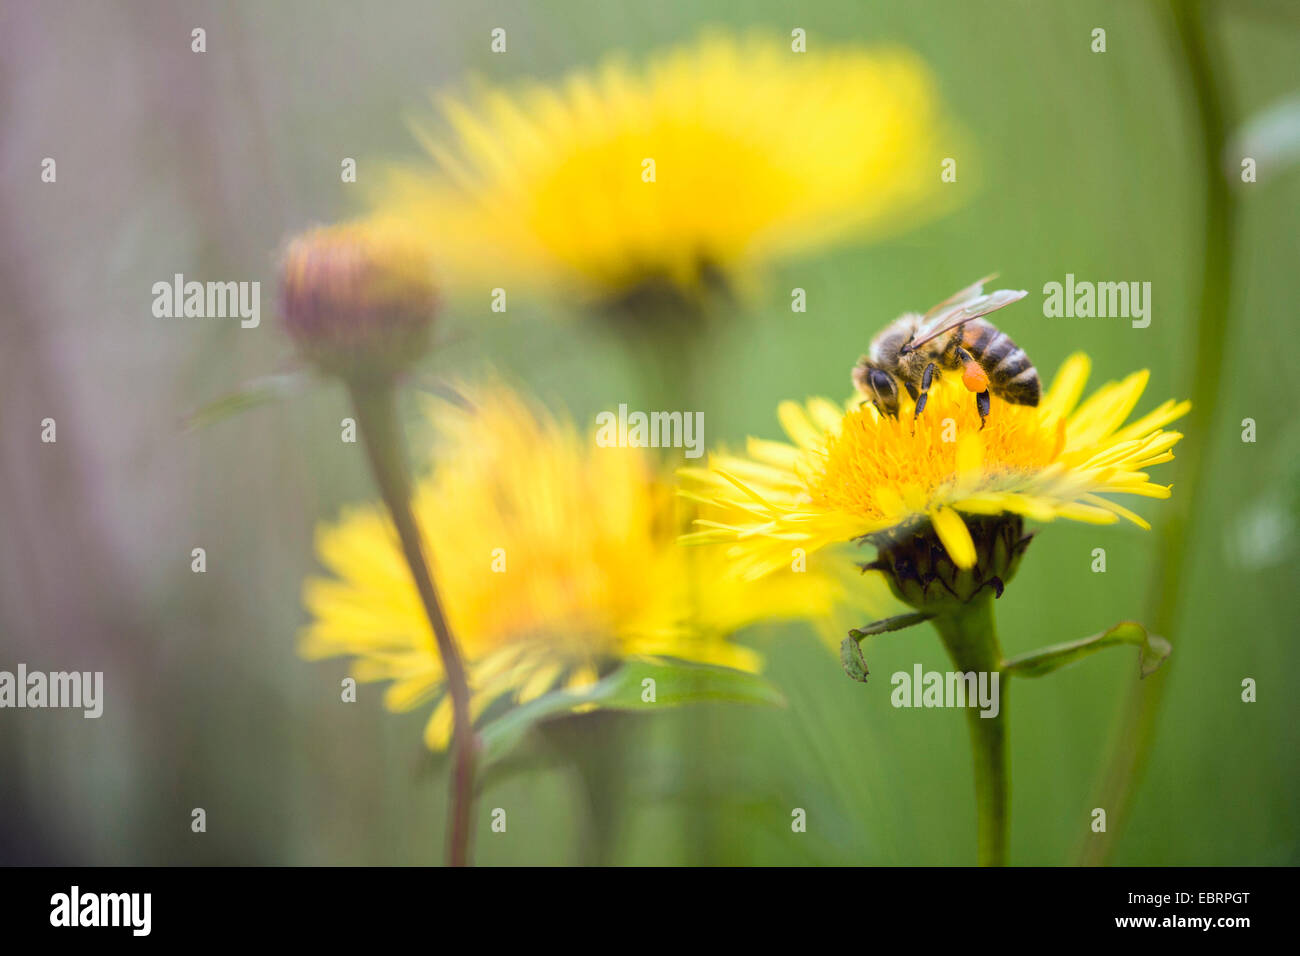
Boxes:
[777,400,828,451]
[930,507,976,568]
[1041,352,1091,420]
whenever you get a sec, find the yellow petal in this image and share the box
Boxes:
[1041,352,1091,420]
[777,401,828,451]
[1080,493,1152,529]
[423,695,453,750]
[746,436,801,469]
[517,662,563,704]
[566,665,599,692]
[808,397,847,434]
[956,433,984,476]
[874,483,906,519]
[930,507,976,568]
[1053,501,1121,525]
[384,672,441,712]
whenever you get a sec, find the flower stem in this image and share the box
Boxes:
[1081,0,1238,864]
[930,594,1009,866]
[348,381,478,867]
[538,710,631,865]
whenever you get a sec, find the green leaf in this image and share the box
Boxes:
[183,371,312,432]
[1001,621,1172,680]
[477,658,784,766]
[840,636,870,682]
[840,612,931,683]
[1138,634,1174,678]
[847,612,933,641]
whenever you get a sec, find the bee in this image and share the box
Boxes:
[852,275,1038,429]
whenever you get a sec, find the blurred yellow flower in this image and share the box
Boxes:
[300,383,886,748]
[370,32,953,305]
[681,354,1190,578]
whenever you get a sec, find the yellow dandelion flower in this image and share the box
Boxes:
[682,350,1187,867]
[369,32,954,305]
[681,353,1190,601]
[300,382,883,749]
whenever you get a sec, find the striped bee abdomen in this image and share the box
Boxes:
[962,320,1040,406]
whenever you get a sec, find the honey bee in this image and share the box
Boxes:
[852,275,1038,428]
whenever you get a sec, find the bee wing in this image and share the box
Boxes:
[921,273,1000,321]
[906,289,1029,352]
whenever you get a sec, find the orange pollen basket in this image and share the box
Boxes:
[962,361,990,393]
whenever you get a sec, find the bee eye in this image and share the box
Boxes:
[868,369,897,400]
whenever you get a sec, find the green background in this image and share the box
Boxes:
[1,0,1296,865]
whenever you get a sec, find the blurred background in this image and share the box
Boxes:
[1,0,1297,865]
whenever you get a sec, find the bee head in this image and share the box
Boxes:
[852,361,901,418]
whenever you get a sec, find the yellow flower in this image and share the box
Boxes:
[369,32,953,305]
[681,354,1190,587]
[299,383,883,748]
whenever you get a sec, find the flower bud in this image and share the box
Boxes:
[279,220,437,383]
[862,514,1033,613]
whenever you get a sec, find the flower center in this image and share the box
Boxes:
[805,380,1063,521]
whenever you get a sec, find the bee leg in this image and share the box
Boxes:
[976,390,991,429]
[859,398,884,417]
[913,362,938,422]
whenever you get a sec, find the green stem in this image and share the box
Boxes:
[349,381,478,867]
[611,305,720,865]
[930,594,1009,866]
[538,710,631,866]
[1082,0,1237,865]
